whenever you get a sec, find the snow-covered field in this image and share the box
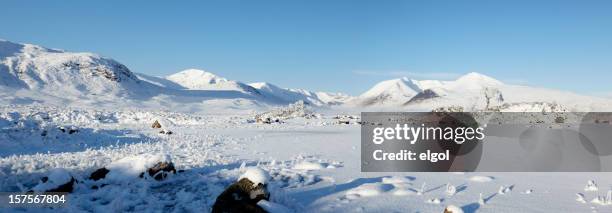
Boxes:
[1,105,611,213]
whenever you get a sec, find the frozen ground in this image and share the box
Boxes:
[1,105,612,213]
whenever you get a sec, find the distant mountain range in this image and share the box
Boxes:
[1,39,611,112]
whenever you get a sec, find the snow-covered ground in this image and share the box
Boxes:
[2,39,612,212]
[1,105,611,213]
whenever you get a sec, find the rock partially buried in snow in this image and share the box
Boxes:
[426,198,443,204]
[103,154,175,182]
[88,167,110,181]
[159,129,173,135]
[32,168,76,193]
[585,180,598,191]
[58,126,79,134]
[212,168,271,213]
[444,205,464,213]
[140,161,176,181]
[239,167,270,187]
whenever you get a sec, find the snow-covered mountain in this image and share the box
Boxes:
[353,77,422,106]
[351,72,612,111]
[0,39,152,97]
[2,39,612,112]
[0,39,337,109]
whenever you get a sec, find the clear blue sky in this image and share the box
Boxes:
[2,0,611,96]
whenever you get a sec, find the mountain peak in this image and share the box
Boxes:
[249,82,278,90]
[455,72,502,85]
[169,69,228,84]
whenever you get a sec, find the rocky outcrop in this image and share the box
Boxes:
[404,89,440,105]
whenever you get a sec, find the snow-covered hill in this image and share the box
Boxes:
[248,82,351,106]
[166,69,260,96]
[0,39,161,98]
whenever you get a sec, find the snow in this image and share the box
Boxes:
[292,161,325,171]
[345,183,394,197]
[585,180,599,191]
[354,77,421,106]
[350,72,612,112]
[249,82,350,106]
[425,197,443,204]
[469,175,495,182]
[166,69,258,95]
[31,168,72,192]
[239,167,270,186]
[258,200,294,213]
[381,176,413,185]
[1,104,612,212]
[105,153,172,182]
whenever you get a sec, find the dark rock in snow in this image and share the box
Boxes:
[89,167,110,181]
[151,120,162,128]
[212,178,270,213]
[159,129,173,135]
[68,127,78,134]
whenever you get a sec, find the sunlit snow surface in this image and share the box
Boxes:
[1,105,611,212]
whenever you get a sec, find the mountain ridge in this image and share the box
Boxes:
[2,39,612,112]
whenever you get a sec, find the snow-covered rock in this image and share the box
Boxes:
[32,168,75,192]
[239,167,270,187]
[105,153,173,182]
[585,180,598,191]
[444,205,464,213]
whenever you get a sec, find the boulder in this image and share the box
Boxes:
[152,120,162,129]
[89,167,110,181]
[212,178,270,213]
